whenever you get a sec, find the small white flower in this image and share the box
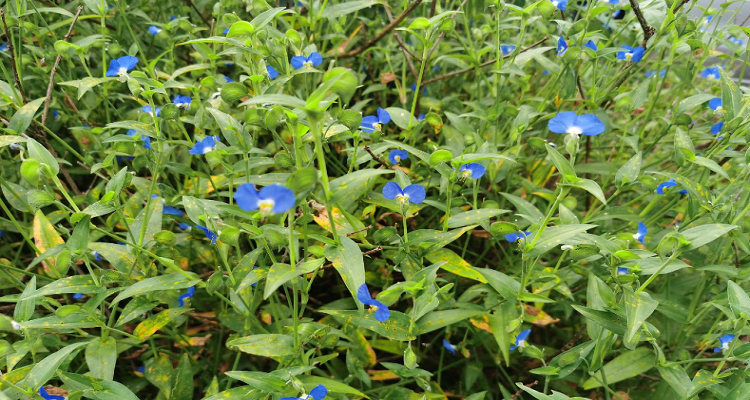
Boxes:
[11,320,21,330]
[561,245,574,250]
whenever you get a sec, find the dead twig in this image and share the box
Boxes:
[421,36,549,86]
[337,0,422,58]
[0,9,26,103]
[510,381,539,400]
[364,145,389,168]
[628,0,656,48]
[41,6,83,125]
[346,225,373,237]
[185,0,211,27]
[384,5,420,79]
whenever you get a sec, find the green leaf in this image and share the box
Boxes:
[298,376,369,399]
[85,337,117,380]
[488,301,516,366]
[323,236,366,301]
[322,0,377,18]
[263,259,325,299]
[127,196,163,245]
[582,347,656,389]
[478,268,520,299]
[615,153,642,188]
[692,156,729,179]
[416,309,484,334]
[58,77,110,100]
[657,364,690,398]
[250,7,292,30]
[228,334,296,357]
[681,224,737,250]
[58,372,140,400]
[112,273,200,303]
[429,149,454,167]
[240,94,306,109]
[501,193,544,222]
[562,179,606,205]
[27,139,59,175]
[623,288,659,349]
[21,275,102,300]
[677,93,714,113]
[571,305,626,336]
[424,248,487,283]
[0,135,27,147]
[8,98,45,134]
[171,353,194,400]
[526,224,597,257]
[727,281,750,319]
[224,371,287,393]
[23,341,89,390]
[134,308,189,340]
[629,77,650,112]
[330,169,394,205]
[446,209,509,228]
[322,310,415,341]
[207,107,250,150]
[721,69,743,119]
[116,297,158,326]
[546,144,577,182]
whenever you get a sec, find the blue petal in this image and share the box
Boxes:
[195,225,217,244]
[178,223,191,231]
[548,111,577,134]
[377,108,391,124]
[711,121,724,135]
[575,114,605,136]
[178,286,196,307]
[517,329,531,341]
[189,136,218,155]
[148,25,161,35]
[584,40,597,51]
[291,56,306,70]
[461,163,486,179]
[382,181,403,200]
[442,339,457,355]
[630,46,645,62]
[259,184,296,214]
[656,179,677,194]
[388,150,406,164]
[636,222,647,244]
[557,37,567,56]
[73,293,85,300]
[309,385,328,400]
[309,52,323,66]
[163,206,184,216]
[357,283,375,305]
[403,184,426,204]
[39,387,65,400]
[373,301,391,322]
[617,267,630,275]
[360,115,379,132]
[708,98,722,110]
[720,334,735,344]
[106,59,121,77]
[127,129,137,136]
[234,183,260,211]
[118,56,139,71]
[505,233,520,242]
[267,65,279,79]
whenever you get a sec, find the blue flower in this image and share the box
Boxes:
[152,194,184,216]
[510,329,531,350]
[616,46,645,62]
[52,109,60,122]
[656,179,677,194]
[195,225,217,244]
[106,56,139,77]
[280,385,328,400]
[633,222,647,245]
[711,121,724,136]
[443,339,457,355]
[700,66,721,80]
[189,136,220,155]
[551,0,567,11]
[173,95,191,109]
[548,111,605,136]
[116,155,135,163]
[601,0,619,4]
[583,40,597,51]
[92,251,102,261]
[612,9,625,19]
[142,105,162,117]
[178,223,191,231]
[388,149,408,164]
[500,44,516,55]
[135,366,146,377]
[0,230,5,237]
[505,231,531,242]
[709,98,723,113]
[234,183,295,215]
[0,43,8,51]
[224,28,229,34]
[127,129,151,150]
[170,16,177,21]
[411,83,427,94]
[459,163,486,179]
[557,37,568,56]
[178,286,196,307]
[361,108,391,133]
[267,65,279,80]
[148,25,161,35]
[616,267,630,275]
[729,36,745,46]
[73,293,85,300]
[714,334,735,353]
[382,182,426,205]
[291,52,323,69]
[646,69,666,78]
[357,284,390,322]
[39,387,65,400]
[417,113,426,121]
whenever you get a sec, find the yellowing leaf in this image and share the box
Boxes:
[134,308,187,340]
[33,210,64,274]
[424,248,487,283]
[368,370,399,381]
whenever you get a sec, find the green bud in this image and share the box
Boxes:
[537,0,556,19]
[200,76,216,88]
[161,104,179,120]
[206,272,225,295]
[404,345,419,369]
[527,137,547,151]
[274,152,294,169]
[155,230,177,246]
[439,18,456,33]
[339,109,363,131]
[286,29,302,48]
[107,43,122,57]
[568,20,587,36]
[55,305,81,319]
[221,82,248,103]
[55,250,72,278]
[307,245,325,257]
[219,226,241,246]
[27,190,56,208]
[562,46,582,64]
[264,106,285,129]
[245,108,264,127]
[674,113,692,126]
[21,158,41,186]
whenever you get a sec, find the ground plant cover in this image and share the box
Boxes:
[1,0,750,399]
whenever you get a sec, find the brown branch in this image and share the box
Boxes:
[41,6,83,125]
[337,0,422,58]
[0,9,26,103]
[510,381,539,400]
[384,5,419,79]
[346,225,373,237]
[185,0,211,27]
[364,145,388,168]
[421,36,549,86]
[673,0,691,13]
[628,0,656,48]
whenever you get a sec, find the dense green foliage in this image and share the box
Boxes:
[1,0,750,399]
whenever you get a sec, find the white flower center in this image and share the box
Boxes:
[118,67,128,76]
[567,126,583,135]
[517,340,526,348]
[561,245,574,250]
[394,156,401,162]
[372,123,382,131]
[462,169,472,179]
[722,342,730,350]
[633,232,643,241]
[625,53,633,61]
[258,199,275,214]
[202,145,213,154]
[11,320,21,330]
[304,61,313,67]
[396,194,410,205]
[552,0,559,6]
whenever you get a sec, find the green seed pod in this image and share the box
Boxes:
[674,113,692,126]
[221,82,248,103]
[107,42,122,57]
[21,158,41,186]
[339,109,363,131]
[55,250,72,277]
[264,106,285,129]
[161,104,179,120]
[206,272,225,295]
[537,0,556,19]
[562,46,582,64]
[274,152,294,169]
